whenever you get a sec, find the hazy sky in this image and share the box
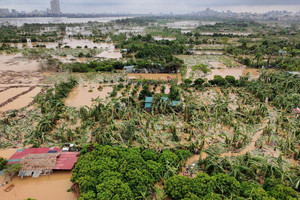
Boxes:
[1,0,300,14]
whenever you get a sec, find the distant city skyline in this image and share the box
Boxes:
[0,0,299,14]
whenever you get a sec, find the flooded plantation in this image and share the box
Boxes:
[0,54,40,72]
[0,15,299,200]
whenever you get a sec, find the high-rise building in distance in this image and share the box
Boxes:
[50,0,61,14]
[0,8,10,16]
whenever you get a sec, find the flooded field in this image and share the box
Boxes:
[127,73,182,82]
[153,36,176,41]
[208,61,227,69]
[0,87,29,104]
[116,26,145,34]
[96,51,122,59]
[0,54,44,112]
[0,71,42,85]
[0,87,41,112]
[0,53,44,112]
[194,51,223,55]
[0,172,76,200]
[0,54,40,72]
[177,55,259,80]
[200,32,252,36]
[65,83,113,107]
[66,26,92,36]
[4,39,116,52]
[61,38,114,50]
[207,68,259,79]
[0,148,18,159]
[165,21,200,29]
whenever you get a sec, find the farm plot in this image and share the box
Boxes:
[0,86,42,112]
[177,55,259,80]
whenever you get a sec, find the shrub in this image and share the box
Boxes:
[138,85,152,101]
[184,79,193,86]
[192,64,211,74]
[267,184,298,200]
[241,182,270,200]
[169,84,180,101]
[96,179,134,200]
[225,75,237,85]
[160,85,166,94]
[209,173,241,197]
[0,157,7,171]
[142,149,158,161]
[165,175,192,199]
[175,150,192,162]
[209,75,226,86]
[158,150,179,170]
[194,78,205,86]
[182,193,200,200]
[202,192,222,200]
[191,173,214,197]
[146,160,162,182]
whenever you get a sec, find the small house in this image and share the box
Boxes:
[6,147,79,178]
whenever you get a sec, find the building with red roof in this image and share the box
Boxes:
[6,147,79,178]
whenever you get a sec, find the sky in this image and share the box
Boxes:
[0,0,300,14]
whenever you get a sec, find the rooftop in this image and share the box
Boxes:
[7,147,80,177]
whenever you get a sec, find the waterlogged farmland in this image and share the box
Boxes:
[0,16,299,200]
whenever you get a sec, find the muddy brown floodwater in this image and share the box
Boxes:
[96,51,122,59]
[64,83,113,107]
[0,87,41,112]
[0,53,40,72]
[0,148,18,159]
[206,68,259,80]
[0,172,76,200]
[0,87,29,104]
